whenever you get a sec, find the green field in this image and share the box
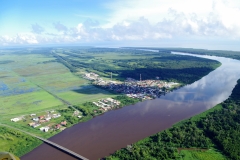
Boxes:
[0,126,42,157]
[0,49,114,119]
[179,149,225,160]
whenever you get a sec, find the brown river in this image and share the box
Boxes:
[22,52,240,160]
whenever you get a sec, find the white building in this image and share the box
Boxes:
[10,118,20,122]
[40,126,50,132]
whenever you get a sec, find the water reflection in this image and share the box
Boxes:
[166,52,240,109]
[22,52,240,160]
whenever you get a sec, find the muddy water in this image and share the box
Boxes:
[21,53,240,160]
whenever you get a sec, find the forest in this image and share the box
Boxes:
[105,79,240,160]
[52,48,221,84]
[131,47,240,60]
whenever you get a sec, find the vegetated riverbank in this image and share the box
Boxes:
[105,79,240,160]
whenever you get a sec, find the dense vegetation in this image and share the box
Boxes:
[113,95,140,107]
[132,47,240,60]
[0,126,42,157]
[52,48,220,84]
[106,79,240,160]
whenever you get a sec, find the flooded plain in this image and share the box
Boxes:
[22,53,240,160]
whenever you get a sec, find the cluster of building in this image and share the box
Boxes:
[102,79,179,99]
[83,72,179,100]
[10,110,65,133]
[84,72,99,81]
[29,112,62,131]
[38,120,67,132]
[92,98,121,111]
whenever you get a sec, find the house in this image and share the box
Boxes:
[39,127,45,131]
[39,120,46,123]
[40,126,50,132]
[45,117,51,121]
[55,124,61,129]
[61,121,67,126]
[28,122,36,126]
[44,127,49,132]
[10,118,20,122]
[52,114,61,118]
[32,117,39,122]
[33,124,41,128]
[39,116,44,120]
[78,116,82,118]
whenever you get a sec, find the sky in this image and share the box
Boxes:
[1,0,240,50]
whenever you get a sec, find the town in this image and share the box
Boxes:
[84,72,180,100]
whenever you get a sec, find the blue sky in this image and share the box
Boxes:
[1,0,240,50]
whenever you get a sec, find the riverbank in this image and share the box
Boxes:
[105,79,240,160]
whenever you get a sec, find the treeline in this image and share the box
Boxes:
[158,48,240,60]
[129,47,240,60]
[105,79,240,160]
[115,54,220,84]
[52,53,78,72]
[119,67,215,84]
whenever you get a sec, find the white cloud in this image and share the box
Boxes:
[0,33,38,45]
[1,0,240,48]
[103,0,240,38]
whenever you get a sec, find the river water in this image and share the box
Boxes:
[22,52,240,160]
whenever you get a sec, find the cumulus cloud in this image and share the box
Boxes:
[31,23,44,34]
[0,33,38,45]
[53,22,68,32]
[1,0,240,48]
[103,0,240,38]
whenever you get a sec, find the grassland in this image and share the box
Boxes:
[0,48,119,156]
[0,126,42,157]
[179,149,225,160]
[0,49,114,119]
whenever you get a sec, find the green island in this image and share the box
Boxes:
[0,47,225,157]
